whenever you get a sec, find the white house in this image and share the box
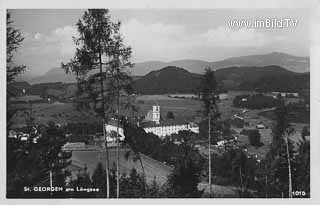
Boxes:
[104,119,125,143]
[256,124,265,129]
[62,142,86,151]
[219,93,228,100]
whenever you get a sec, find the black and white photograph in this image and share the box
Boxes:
[2,0,319,201]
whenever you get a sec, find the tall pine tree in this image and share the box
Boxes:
[62,9,133,198]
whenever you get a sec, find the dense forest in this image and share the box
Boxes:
[233,94,281,109]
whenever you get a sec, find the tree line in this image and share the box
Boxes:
[233,94,281,109]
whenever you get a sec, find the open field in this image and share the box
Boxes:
[71,148,173,185]
[132,94,203,121]
[133,91,261,121]
[10,95,43,102]
[10,101,98,128]
[9,91,265,128]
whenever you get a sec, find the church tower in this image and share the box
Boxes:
[152,105,160,124]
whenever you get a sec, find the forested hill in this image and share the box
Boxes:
[132,66,202,95]
[215,66,310,92]
[133,65,309,94]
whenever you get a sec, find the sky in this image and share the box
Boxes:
[9,9,310,77]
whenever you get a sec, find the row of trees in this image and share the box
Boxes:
[70,158,202,198]
[233,94,281,109]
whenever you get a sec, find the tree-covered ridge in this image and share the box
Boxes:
[133,65,309,94]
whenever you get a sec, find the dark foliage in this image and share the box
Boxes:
[240,73,310,93]
[7,12,27,83]
[228,118,245,128]
[258,102,310,124]
[7,122,71,198]
[123,122,205,167]
[233,94,280,109]
[61,122,102,139]
[166,151,203,198]
[211,148,259,197]
[166,111,175,119]
[133,65,309,94]
[241,129,263,147]
[258,103,298,198]
[216,66,309,92]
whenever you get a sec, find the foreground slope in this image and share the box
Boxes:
[71,148,173,185]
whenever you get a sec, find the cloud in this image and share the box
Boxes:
[18,18,293,76]
[120,19,270,61]
[202,26,267,47]
[29,26,78,57]
[15,26,78,75]
[44,26,78,56]
[24,20,270,64]
[33,32,42,40]
[121,18,188,61]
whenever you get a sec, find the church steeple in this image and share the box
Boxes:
[152,105,160,124]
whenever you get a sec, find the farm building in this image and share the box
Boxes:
[62,142,86,151]
[256,124,265,129]
[218,93,228,100]
[271,91,299,98]
[104,119,125,143]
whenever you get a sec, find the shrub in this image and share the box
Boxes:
[229,118,244,128]
[247,129,263,147]
[166,111,175,119]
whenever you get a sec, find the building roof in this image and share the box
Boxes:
[106,118,123,128]
[141,118,189,128]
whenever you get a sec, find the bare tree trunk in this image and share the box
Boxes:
[285,136,293,198]
[49,169,53,197]
[208,114,211,196]
[265,175,268,198]
[138,153,146,196]
[99,42,109,198]
[239,166,244,197]
[103,119,110,198]
[116,77,120,198]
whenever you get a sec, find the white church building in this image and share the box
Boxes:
[104,105,199,141]
[141,105,199,138]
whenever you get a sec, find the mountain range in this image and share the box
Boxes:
[20,52,309,84]
[132,52,309,76]
[10,65,309,98]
